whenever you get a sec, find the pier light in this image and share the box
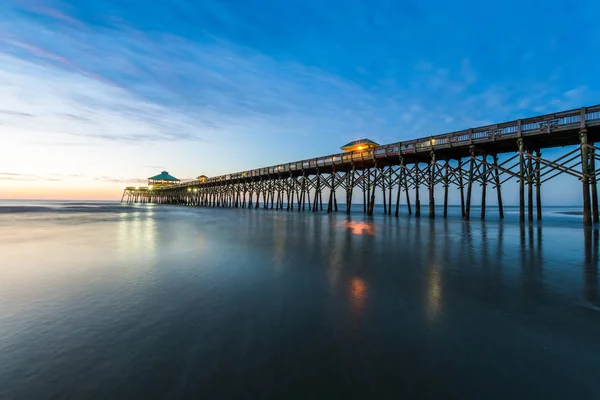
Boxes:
[340,139,379,153]
[187,188,191,192]
[193,188,198,192]
[148,185,153,190]
[135,186,139,190]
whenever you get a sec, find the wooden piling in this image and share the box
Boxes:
[481,154,487,220]
[395,169,402,218]
[327,179,334,213]
[581,130,592,226]
[590,144,599,224]
[527,150,534,222]
[415,164,421,218]
[387,166,392,216]
[347,170,355,214]
[493,154,504,219]
[368,169,377,216]
[535,149,542,221]
[458,159,466,217]
[465,149,475,220]
[429,153,435,219]
[382,173,387,215]
[518,139,525,223]
[442,161,449,218]
[402,160,412,215]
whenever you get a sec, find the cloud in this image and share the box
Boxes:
[0,109,34,117]
[95,176,147,184]
[0,54,212,143]
[0,171,89,182]
[0,172,37,181]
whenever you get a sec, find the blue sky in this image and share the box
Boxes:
[0,0,598,201]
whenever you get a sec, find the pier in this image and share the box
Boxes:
[122,105,600,225]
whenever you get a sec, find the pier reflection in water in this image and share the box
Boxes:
[0,203,599,399]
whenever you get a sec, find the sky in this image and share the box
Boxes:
[0,0,598,202]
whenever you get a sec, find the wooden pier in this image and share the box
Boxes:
[122,105,600,225]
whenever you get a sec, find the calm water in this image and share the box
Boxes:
[1,200,599,399]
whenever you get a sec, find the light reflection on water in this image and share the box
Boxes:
[0,202,599,399]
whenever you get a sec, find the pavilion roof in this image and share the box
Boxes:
[340,138,380,151]
[148,171,180,181]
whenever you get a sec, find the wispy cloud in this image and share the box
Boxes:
[95,176,147,184]
[0,172,76,181]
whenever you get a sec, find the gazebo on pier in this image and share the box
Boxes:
[340,138,380,152]
[148,171,180,188]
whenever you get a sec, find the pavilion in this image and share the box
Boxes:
[148,171,180,188]
[340,138,380,152]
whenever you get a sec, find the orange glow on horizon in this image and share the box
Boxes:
[0,181,127,200]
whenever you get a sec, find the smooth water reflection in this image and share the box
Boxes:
[0,202,599,399]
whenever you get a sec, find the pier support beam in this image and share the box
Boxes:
[493,154,504,219]
[443,160,449,219]
[347,170,354,215]
[465,148,475,220]
[481,154,487,220]
[535,149,542,221]
[403,159,412,215]
[591,143,599,224]
[458,159,465,217]
[429,152,435,219]
[387,166,392,216]
[518,139,525,223]
[368,169,377,216]
[415,165,421,218]
[581,130,592,226]
[527,149,534,222]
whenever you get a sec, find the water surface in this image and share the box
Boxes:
[1,201,599,399]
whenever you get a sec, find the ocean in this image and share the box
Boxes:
[1,200,599,399]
